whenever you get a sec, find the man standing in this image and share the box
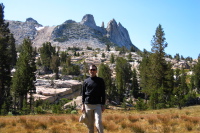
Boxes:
[81,64,106,133]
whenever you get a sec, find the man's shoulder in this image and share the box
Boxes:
[84,77,91,82]
[97,77,103,80]
[84,76,104,81]
[96,77,104,82]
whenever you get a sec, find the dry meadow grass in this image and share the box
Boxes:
[1,105,200,133]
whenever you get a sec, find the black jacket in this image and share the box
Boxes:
[82,76,106,105]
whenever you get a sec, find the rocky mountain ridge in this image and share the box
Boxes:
[7,14,138,51]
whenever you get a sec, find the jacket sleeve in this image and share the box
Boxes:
[82,81,86,104]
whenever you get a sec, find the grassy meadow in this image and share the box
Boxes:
[1,106,200,133]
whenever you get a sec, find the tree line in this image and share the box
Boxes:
[98,24,200,110]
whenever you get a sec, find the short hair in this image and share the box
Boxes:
[90,64,97,70]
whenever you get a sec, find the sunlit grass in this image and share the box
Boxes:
[1,106,200,132]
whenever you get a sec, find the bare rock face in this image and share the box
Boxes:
[80,14,97,30]
[7,18,43,45]
[33,79,82,103]
[106,19,133,49]
[80,14,106,35]
[7,15,138,51]
[32,26,56,48]
[26,18,42,27]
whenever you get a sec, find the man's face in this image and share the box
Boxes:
[89,66,97,77]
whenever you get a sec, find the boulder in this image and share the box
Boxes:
[64,96,82,109]
[32,79,82,103]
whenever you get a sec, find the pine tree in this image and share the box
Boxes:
[62,56,71,75]
[39,42,56,73]
[163,63,174,107]
[173,69,189,109]
[110,53,115,64]
[0,3,16,113]
[189,74,195,91]
[130,46,136,52]
[119,46,127,54]
[151,24,168,55]
[36,57,42,66]
[187,74,196,106]
[98,63,112,101]
[50,55,60,79]
[66,56,71,67]
[106,44,110,51]
[193,58,200,93]
[148,24,169,109]
[11,38,36,111]
[131,68,139,98]
[61,56,80,75]
[127,53,132,62]
[1,101,7,115]
[115,57,132,102]
[60,51,68,63]
[74,51,77,56]
[102,52,105,58]
[139,49,150,101]
[174,53,180,61]
[8,34,17,67]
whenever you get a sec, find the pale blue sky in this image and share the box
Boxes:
[1,0,200,59]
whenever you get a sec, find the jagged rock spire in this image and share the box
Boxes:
[101,22,104,28]
[106,19,133,48]
[80,14,97,29]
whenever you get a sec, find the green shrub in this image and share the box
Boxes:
[71,110,77,114]
[135,97,148,111]
[34,106,45,114]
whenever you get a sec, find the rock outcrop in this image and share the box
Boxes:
[7,18,43,45]
[80,14,97,29]
[106,19,134,49]
[33,79,82,103]
[7,14,139,51]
